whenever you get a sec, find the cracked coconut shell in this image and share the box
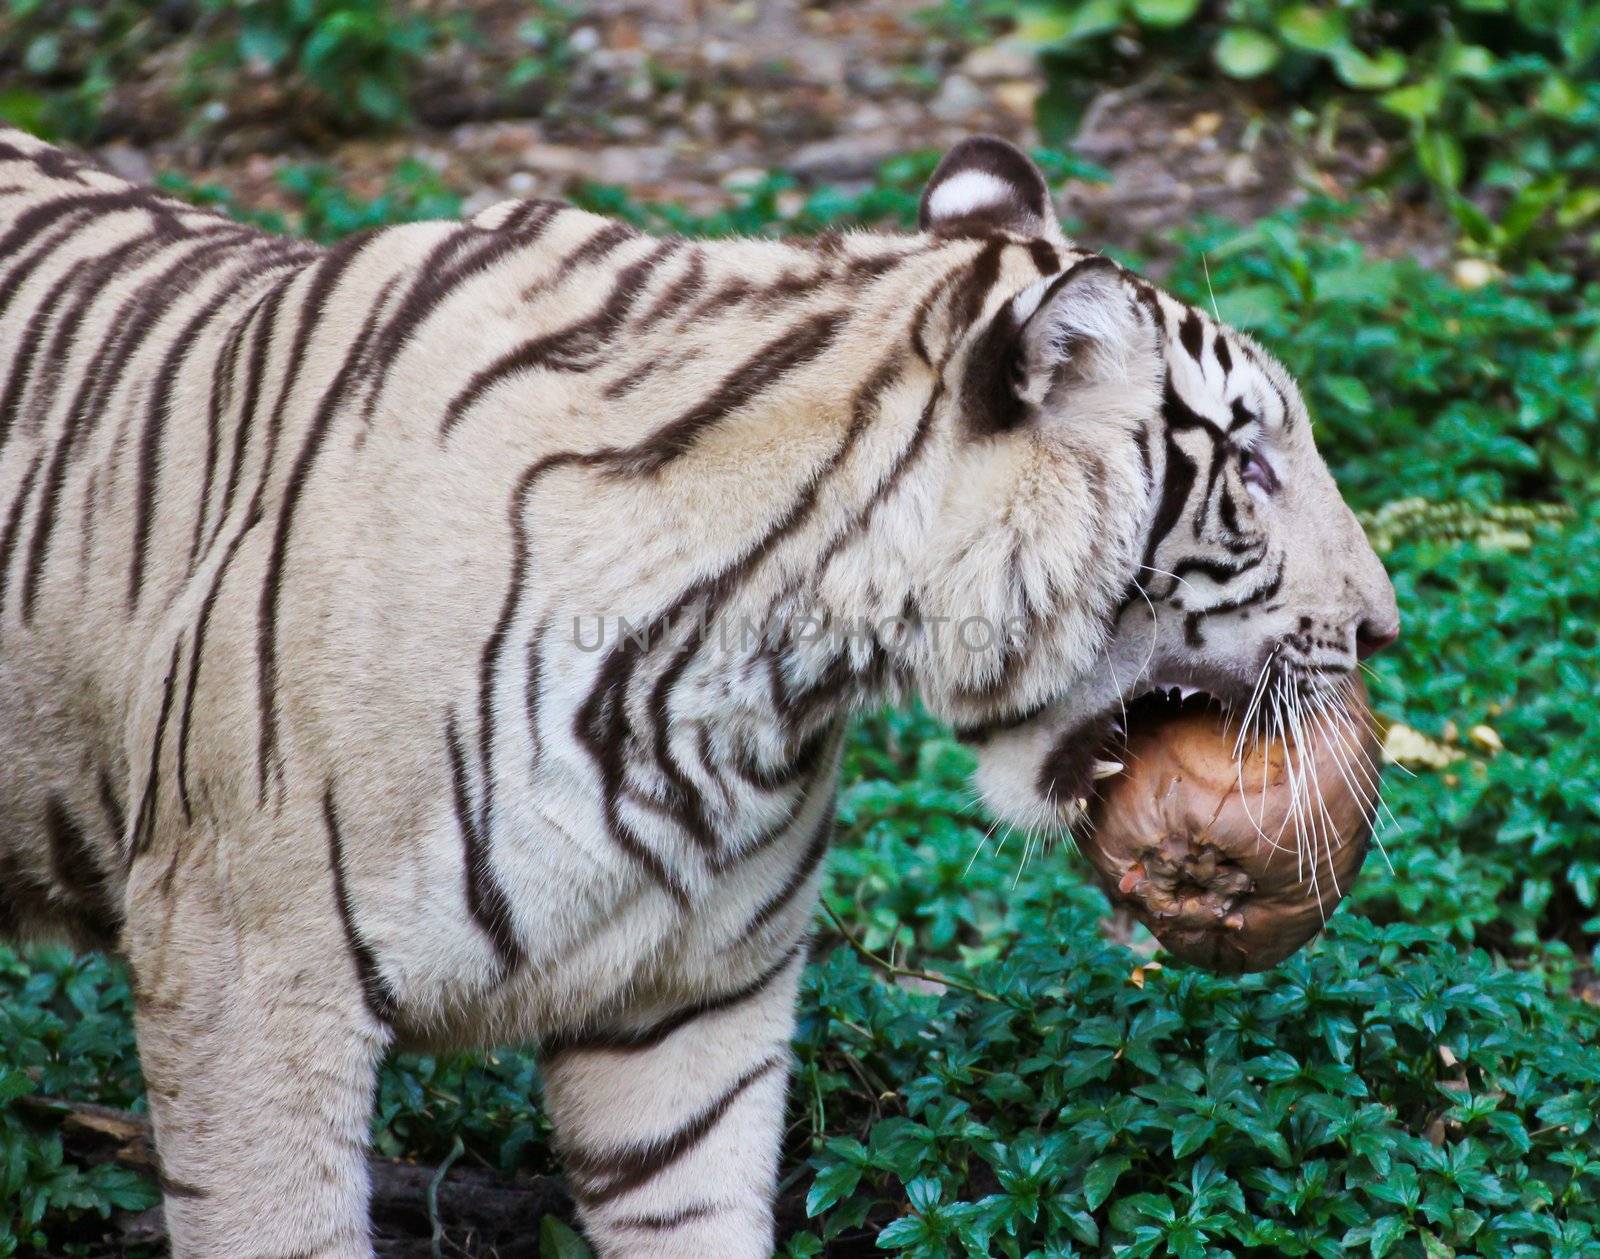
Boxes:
[1080,685,1380,974]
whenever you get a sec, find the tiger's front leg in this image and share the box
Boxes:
[541,947,806,1258]
[124,837,391,1258]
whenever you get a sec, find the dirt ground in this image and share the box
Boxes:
[88,0,1450,266]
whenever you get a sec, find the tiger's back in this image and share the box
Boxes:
[0,127,955,1010]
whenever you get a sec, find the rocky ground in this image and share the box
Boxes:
[84,0,1450,267]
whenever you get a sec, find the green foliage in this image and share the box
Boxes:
[3,99,1599,1259]
[158,159,462,243]
[1360,510,1600,951]
[1162,203,1600,504]
[0,0,446,141]
[189,0,436,129]
[0,947,155,1255]
[575,149,1107,240]
[506,0,584,98]
[1002,0,1600,259]
[0,0,164,140]
[1360,499,1574,557]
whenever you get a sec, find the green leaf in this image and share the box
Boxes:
[1275,5,1347,54]
[1214,27,1280,79]
[1500,175,1566,245]
[540,1216,594,1259]
[354,76,407,123]
[1214,283,1285,329]
[1535,75,1585,120]
[1326,375,1374,415]
[1015,0,1121,48]
[1130,0,1201,29]
[1369,1214,1408,1257]
[1416,129,1465,194]
[22,33,59,75]
[1332,45,1407,89]
[905,1175,943,1213]
[0,89,49,137]
[237,21,292,69]
[1171,1114,1216,1158]
[807,1160,862,1216]
[1381,79,1444,122]
[1083,1154,1131,1210]
[1446,45,1497,80]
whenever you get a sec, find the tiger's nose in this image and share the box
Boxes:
[1355,615,1400,660]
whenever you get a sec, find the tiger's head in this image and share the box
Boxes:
[900,138,1398,836]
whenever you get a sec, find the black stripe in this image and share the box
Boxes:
[952,239,1005,336]
[610,1204,721,1232]
[494,198,563,238]
[23,225,212,432]
[0,449,45,622]
[1218,484,1240,535]
[0,255,95,451]
[728,724,832,793]
[96,767,126,843]
[1027,239,1060,275]
[322,787,398,1025]
[634,247,705,328]
[475,453,688,907]
[442,240,678,436]
[353,228,480,432]
[542,944,801,1061]
[1162,375,1223,438]
[1139,428,1196,573]
[445,717,525,970]
[255,250,387,802]
[645,623,719,853]
[563,1057,782,1206]
[1192,556,1284,619]
[44,794,116,929]
[1179,308,1204,362]
[743,806,834,936]
[25,230,254,620]
[125,242,302,615]
[1165,552,1262,585]
[815,381,944,577]
[189,299,256,569]
[571,621,697,907]
[207,277,291,556]
[176,507,263,822]
[0,192,152,325]
[1193,438,1230,541]
[130,636,185,862]
[617,310,846,475]
[544,220,638,286]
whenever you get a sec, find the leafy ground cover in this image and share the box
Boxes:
[989,0,1600,266]
[2,158,1597,1256]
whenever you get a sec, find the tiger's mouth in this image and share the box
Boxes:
[1036,676,1247,820]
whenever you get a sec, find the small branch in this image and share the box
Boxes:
[821,902,999,1003]
[429,1136,465,1259]
[14,1097,573,1250]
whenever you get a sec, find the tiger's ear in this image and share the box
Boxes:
[919,136,1061,241]
[965,256,1157,432]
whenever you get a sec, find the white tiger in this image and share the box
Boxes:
[0,129,1396,1256]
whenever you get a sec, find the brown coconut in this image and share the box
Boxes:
[1079,684,1380,973]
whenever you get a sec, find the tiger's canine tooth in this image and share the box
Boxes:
[1093,759,1125,779]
